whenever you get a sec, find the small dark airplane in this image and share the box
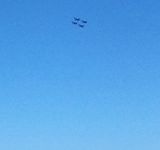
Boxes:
[81,20,87,23]
[72,21,77,24]
[74,17,80,21]
[78,24,84,28]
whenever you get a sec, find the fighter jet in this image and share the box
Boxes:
[74,17,80,21]
[72,21,77,25]
[78,24,84,28]
[81,20,87,23]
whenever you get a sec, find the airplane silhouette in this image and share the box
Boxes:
[72,21,77,24]
[74,17,80,21]
[78,24,84,28]
[81,20,87,23]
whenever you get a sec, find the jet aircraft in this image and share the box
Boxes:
[74,17,80,21]
[72,21,77,24]
[78,24,84,28]
[81,20,87,23]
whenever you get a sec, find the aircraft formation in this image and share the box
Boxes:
[72,17,87,28]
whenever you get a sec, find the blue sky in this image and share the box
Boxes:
[0,0,160,149]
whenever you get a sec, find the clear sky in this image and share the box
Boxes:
[0,0,160,149]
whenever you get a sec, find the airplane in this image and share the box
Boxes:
[74,17,80,21]
[81,20,87,23]
[78,24,84,28]
[72,21,77,24]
